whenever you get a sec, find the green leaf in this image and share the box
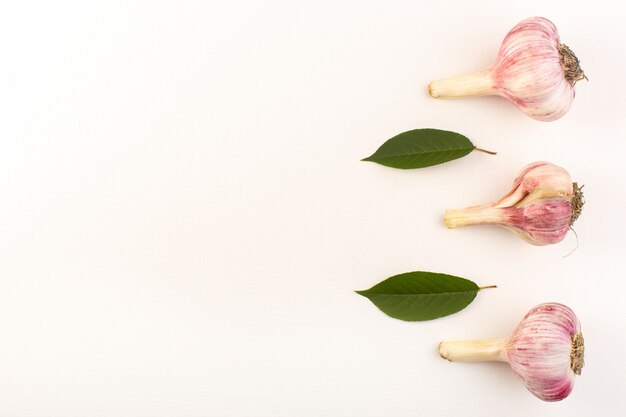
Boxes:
[362,128,481,169]
[356,271,495,321]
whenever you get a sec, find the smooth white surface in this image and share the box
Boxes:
[1,1,625,415]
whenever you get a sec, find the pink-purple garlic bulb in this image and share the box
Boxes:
[438,302,584,402]
[444,161,584,245]
[428,17,586,121]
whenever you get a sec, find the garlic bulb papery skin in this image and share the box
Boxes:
[443,161,584,245]
[438,302,584,402]
[428,17,586,121]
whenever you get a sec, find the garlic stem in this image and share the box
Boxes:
[429,70,496,98]
[438,337,509,362]
[444,206,505,229]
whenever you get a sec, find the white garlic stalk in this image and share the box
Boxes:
[428,17,586,121]
[438,302,584,401]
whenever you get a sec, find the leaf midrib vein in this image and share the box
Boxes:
[375,147,471,158]
[366,290,478,296]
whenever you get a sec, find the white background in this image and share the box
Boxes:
[1,1,625,416]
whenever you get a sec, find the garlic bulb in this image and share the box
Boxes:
[428,17,586,121]
[438,302,584,402]
[444,161,584,245]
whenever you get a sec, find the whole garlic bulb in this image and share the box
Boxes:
[438,302,584,401]
[444,161,584,245]
[428,17,586,121]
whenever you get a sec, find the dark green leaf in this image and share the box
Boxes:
[356,271,494,321]
[362,128,476,169]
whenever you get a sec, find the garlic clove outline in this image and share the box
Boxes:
[443,161,584,245]
[438,302,584,402]
[428,17,586,121]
